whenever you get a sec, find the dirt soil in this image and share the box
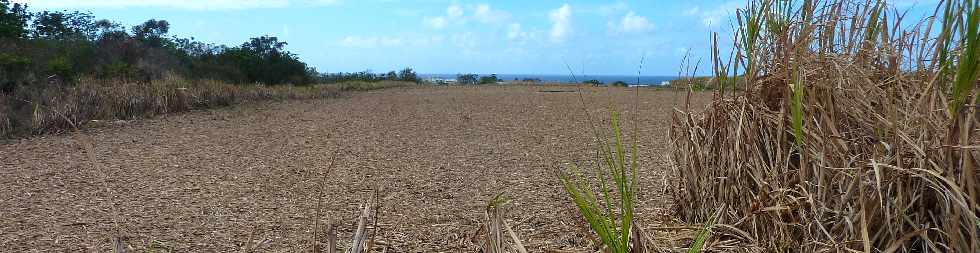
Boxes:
[0,85,708,252]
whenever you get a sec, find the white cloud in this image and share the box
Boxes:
[473,4,509,24]
[16,0,291,10]
[549,4,572,42]
[474,4,492,20]
[507,23,530,41]
[447,4,464,19]
[425,3,509,28]
[423,4,469,29]
[610,11,654,33]
[684,2,741,28]
[424,16,448,29]
[339,35,404,48]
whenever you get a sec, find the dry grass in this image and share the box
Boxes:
[472,193,529,253]
[669,77,744,91]
[0,76,409,138]
[0,86,708,252]
[671,0,979,252]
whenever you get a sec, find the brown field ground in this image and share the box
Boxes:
[0,85,709,252]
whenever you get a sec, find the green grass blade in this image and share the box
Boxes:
[559,110,637,253]
[791,67,805,148]
[686,212,718,253]
[951,1,980,112]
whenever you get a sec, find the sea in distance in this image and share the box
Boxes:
[419,74,679,86]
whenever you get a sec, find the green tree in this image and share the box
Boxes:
[479,74,499,84]
[31,11,95,41]
[398,67,418,82]
[0,0,29,39]
[457,73,478,85]
[226,36,310,85]
[611,81,628,87]
[242,35,286,56]
[93,19,124,39]
[131,19,170,47]
[584,79,603,86]
[0,6,318,87]
[0,52,30,91]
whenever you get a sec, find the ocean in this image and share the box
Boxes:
[419,74,678,86]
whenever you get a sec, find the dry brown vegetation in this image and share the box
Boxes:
[671,0,979,252]
[7,0,979,251]
[0,76,408,138]
[0,85,709,252]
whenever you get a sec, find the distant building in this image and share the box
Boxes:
[425,77,457,85]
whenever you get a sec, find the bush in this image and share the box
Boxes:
[584,79,603,86]
[479,74,499,84]
[398,67,418,82]
[457,73,478,85]
[45,55,74,82]
[0,52,30,92]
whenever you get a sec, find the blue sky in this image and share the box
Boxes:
[18,0,937,75]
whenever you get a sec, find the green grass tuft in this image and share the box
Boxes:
[559,110,637,253]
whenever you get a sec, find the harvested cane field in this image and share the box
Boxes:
[0,85,709,252]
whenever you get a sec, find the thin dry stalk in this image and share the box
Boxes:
[477,194,527,253]
[312,148,338,253]
[350,190,378,253]
[671,0,980,252]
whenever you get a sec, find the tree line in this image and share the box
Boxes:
[0,0,417,93]
[317,68,418,83]
[455,73,500,85]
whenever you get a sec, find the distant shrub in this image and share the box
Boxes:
[398,67,418,82]
[316,67,418,84]
[457,73,478,85]
[584,79,603,86]
[479,74,499,84]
